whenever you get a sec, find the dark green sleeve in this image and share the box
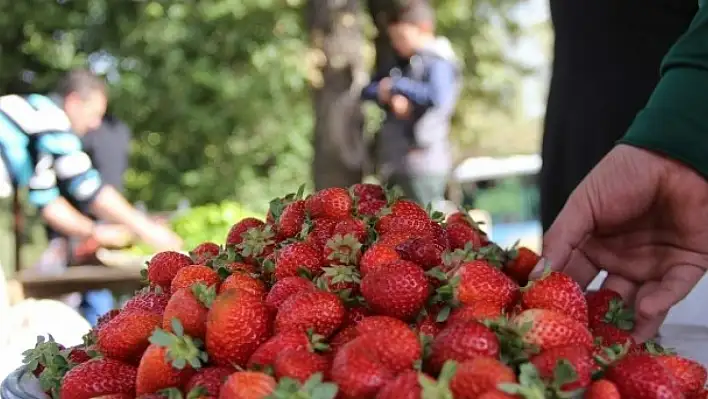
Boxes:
[620,3,708,177]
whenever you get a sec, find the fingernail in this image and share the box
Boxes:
[529,257,547,280]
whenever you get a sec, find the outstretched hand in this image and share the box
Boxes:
[536,144,708,342]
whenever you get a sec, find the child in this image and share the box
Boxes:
[362,4,461,207]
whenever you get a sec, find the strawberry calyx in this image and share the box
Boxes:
[22,335,68,398]
[424,202,446,224]
[190,282,217,308]
[324,234,362,266]
[642,340,676,356]
[149,318,208,370]
[305,329,331,353]
[483,316,537,366]
[315,265,361,303]
[154,387,188,399]
[185,386,208,399]
[267,372,338,399]
[545,360,585,398]
[519,262,552,293]
[211,246,245,277]
[237,225,276,258]
[498,363,550,399]
[602,299,635,330]
[268,185,306,224]
[419,360,455,397]
[593,342,631,375]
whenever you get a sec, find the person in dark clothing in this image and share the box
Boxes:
[540,0,698,232]
[362,4,461,206]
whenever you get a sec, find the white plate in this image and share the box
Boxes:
[1,368,46,399]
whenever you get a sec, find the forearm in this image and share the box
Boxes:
[89,185,153,236]
[41,197,95,239]
[361,82,380,101]
[620,6,708,178]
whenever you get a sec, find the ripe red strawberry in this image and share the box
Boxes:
[171,265,221,293]
[351,183,385,202]
[123,290,170,316]
[445,222,485,251]
[447,302,504,325]
[162,283,215,339]
[450,357,517,398]
[332,217,368,243]
[190,242,221,265]
[416,306,445,337]
[477,391,517,399]
[246,330,312,368]
[428,220,449,250]
[66,346,93,365]
[450,260,519,310]
[586,288,634,330]
[592,323,637,350]
[97,309,162,363]
[96,309,121,330]
[135,340,198,395]
[357,198,387,217]
[586,379,621,399]
[235,224,276,265]
[265,276,315,311]
[275,241,323,280]
[511,309,593,351]
[376,200,431,236]
[277,199,307,239]
[330,338,394,399]
[344,305,371,327]
[307,187,353,220]
[396,237,443,270]
[329,326,359,354]
[688,388,708,399]
[361,260,429,321]
[60,358,137,399]
[275,290,345,337]
[323,234,362,267]
[606,354,682,398]
[503,246,539,285]
[219,272,267,300]
[530,345,594,391]
[206,289,271,367]
[376,369,434,399]
[219,371,276,399]
[359,244,401,276]
[225,217,265,246]
[273,349,329,382]
[521,270,589,325]
[428,320,501,374]
[655,355,708,396]
[305,217,338,253]
[147,251,193,291]
[185,367,234,398]
[221,261,256,274]
[316,265,361,297]
[376,230,419,248]
[353,316,421,373]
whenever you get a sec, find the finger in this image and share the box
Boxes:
[600,274,639,305]
[561,248,601,289]
[632,282,668,343]
[637,265,705,319]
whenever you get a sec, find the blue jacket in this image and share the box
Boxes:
[362,37,461,177]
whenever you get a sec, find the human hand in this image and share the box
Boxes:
[390,94,412,119]
[378,78,392,103]
[536,144,708,342]
[138,222,184,252]
[91,224,134,248]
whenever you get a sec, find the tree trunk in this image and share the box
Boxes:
[307,0,367,190]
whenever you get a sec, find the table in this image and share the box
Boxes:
[15,266,143,299]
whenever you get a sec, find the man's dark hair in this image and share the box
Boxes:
[388,1,436,30]
[55,68,107,99]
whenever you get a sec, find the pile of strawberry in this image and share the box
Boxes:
[23,184,708,399]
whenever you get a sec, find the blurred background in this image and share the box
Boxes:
[0,0,551,276]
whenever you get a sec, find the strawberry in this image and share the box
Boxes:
[274,241,323,280]
[592,323,637,350]
[316,265,361,298]
[304,217,339,253]
[123,289,170,316]
[361,260,430,321]
[206,289,271,367]
[447,302,504,325]
[511,309,593,351]
[307,187,353,220]
[477,391,517,399]
[351,183,385,202]
[344,305,371,326]
[247,330,314,368]
[376,230,421,249]
[606,353,682,398]
[503,245,539,285]
[185,367,234,398]
[428,320,500,374]
[190,242,221,265]
[377,370,438,399]
[585,379,621,399]
[445,222,485,251]
[395,237,443,270]
[521,270,589,325]
[449,357,517,398]
[376,200,431,236]
[273,349,330,383]
[330,338,394,399]
[354,316,421,373]
[219,272,266,300]
[357,198,387,217]
[276,199,307,239]
[97,309,162,363]
[135,320,207,395]
[428,220,449,250]
[235,224,276,265]
[323,234,362,267]
[530,346,593,391]
[332,217,368,243]
[171,265,221,294]
[96,309,121,330]
[416,306,445,338]
[655,354,708,396]
[359,244,401,276]
[688,389,708,399]
[446,260,519,310]
[162,283,216,339]
[220,261,256,275]
[66,346,93,365]
[60,358,137,399]
[219,371,276,399]
[147,251,193,291]
[264,276,315,311]
[586,288,634,330]
[274,290,345,337]
[225,217,265,246]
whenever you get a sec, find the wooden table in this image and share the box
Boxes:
[16,266,143,299]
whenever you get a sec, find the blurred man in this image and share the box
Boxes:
[0,69,182,263]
